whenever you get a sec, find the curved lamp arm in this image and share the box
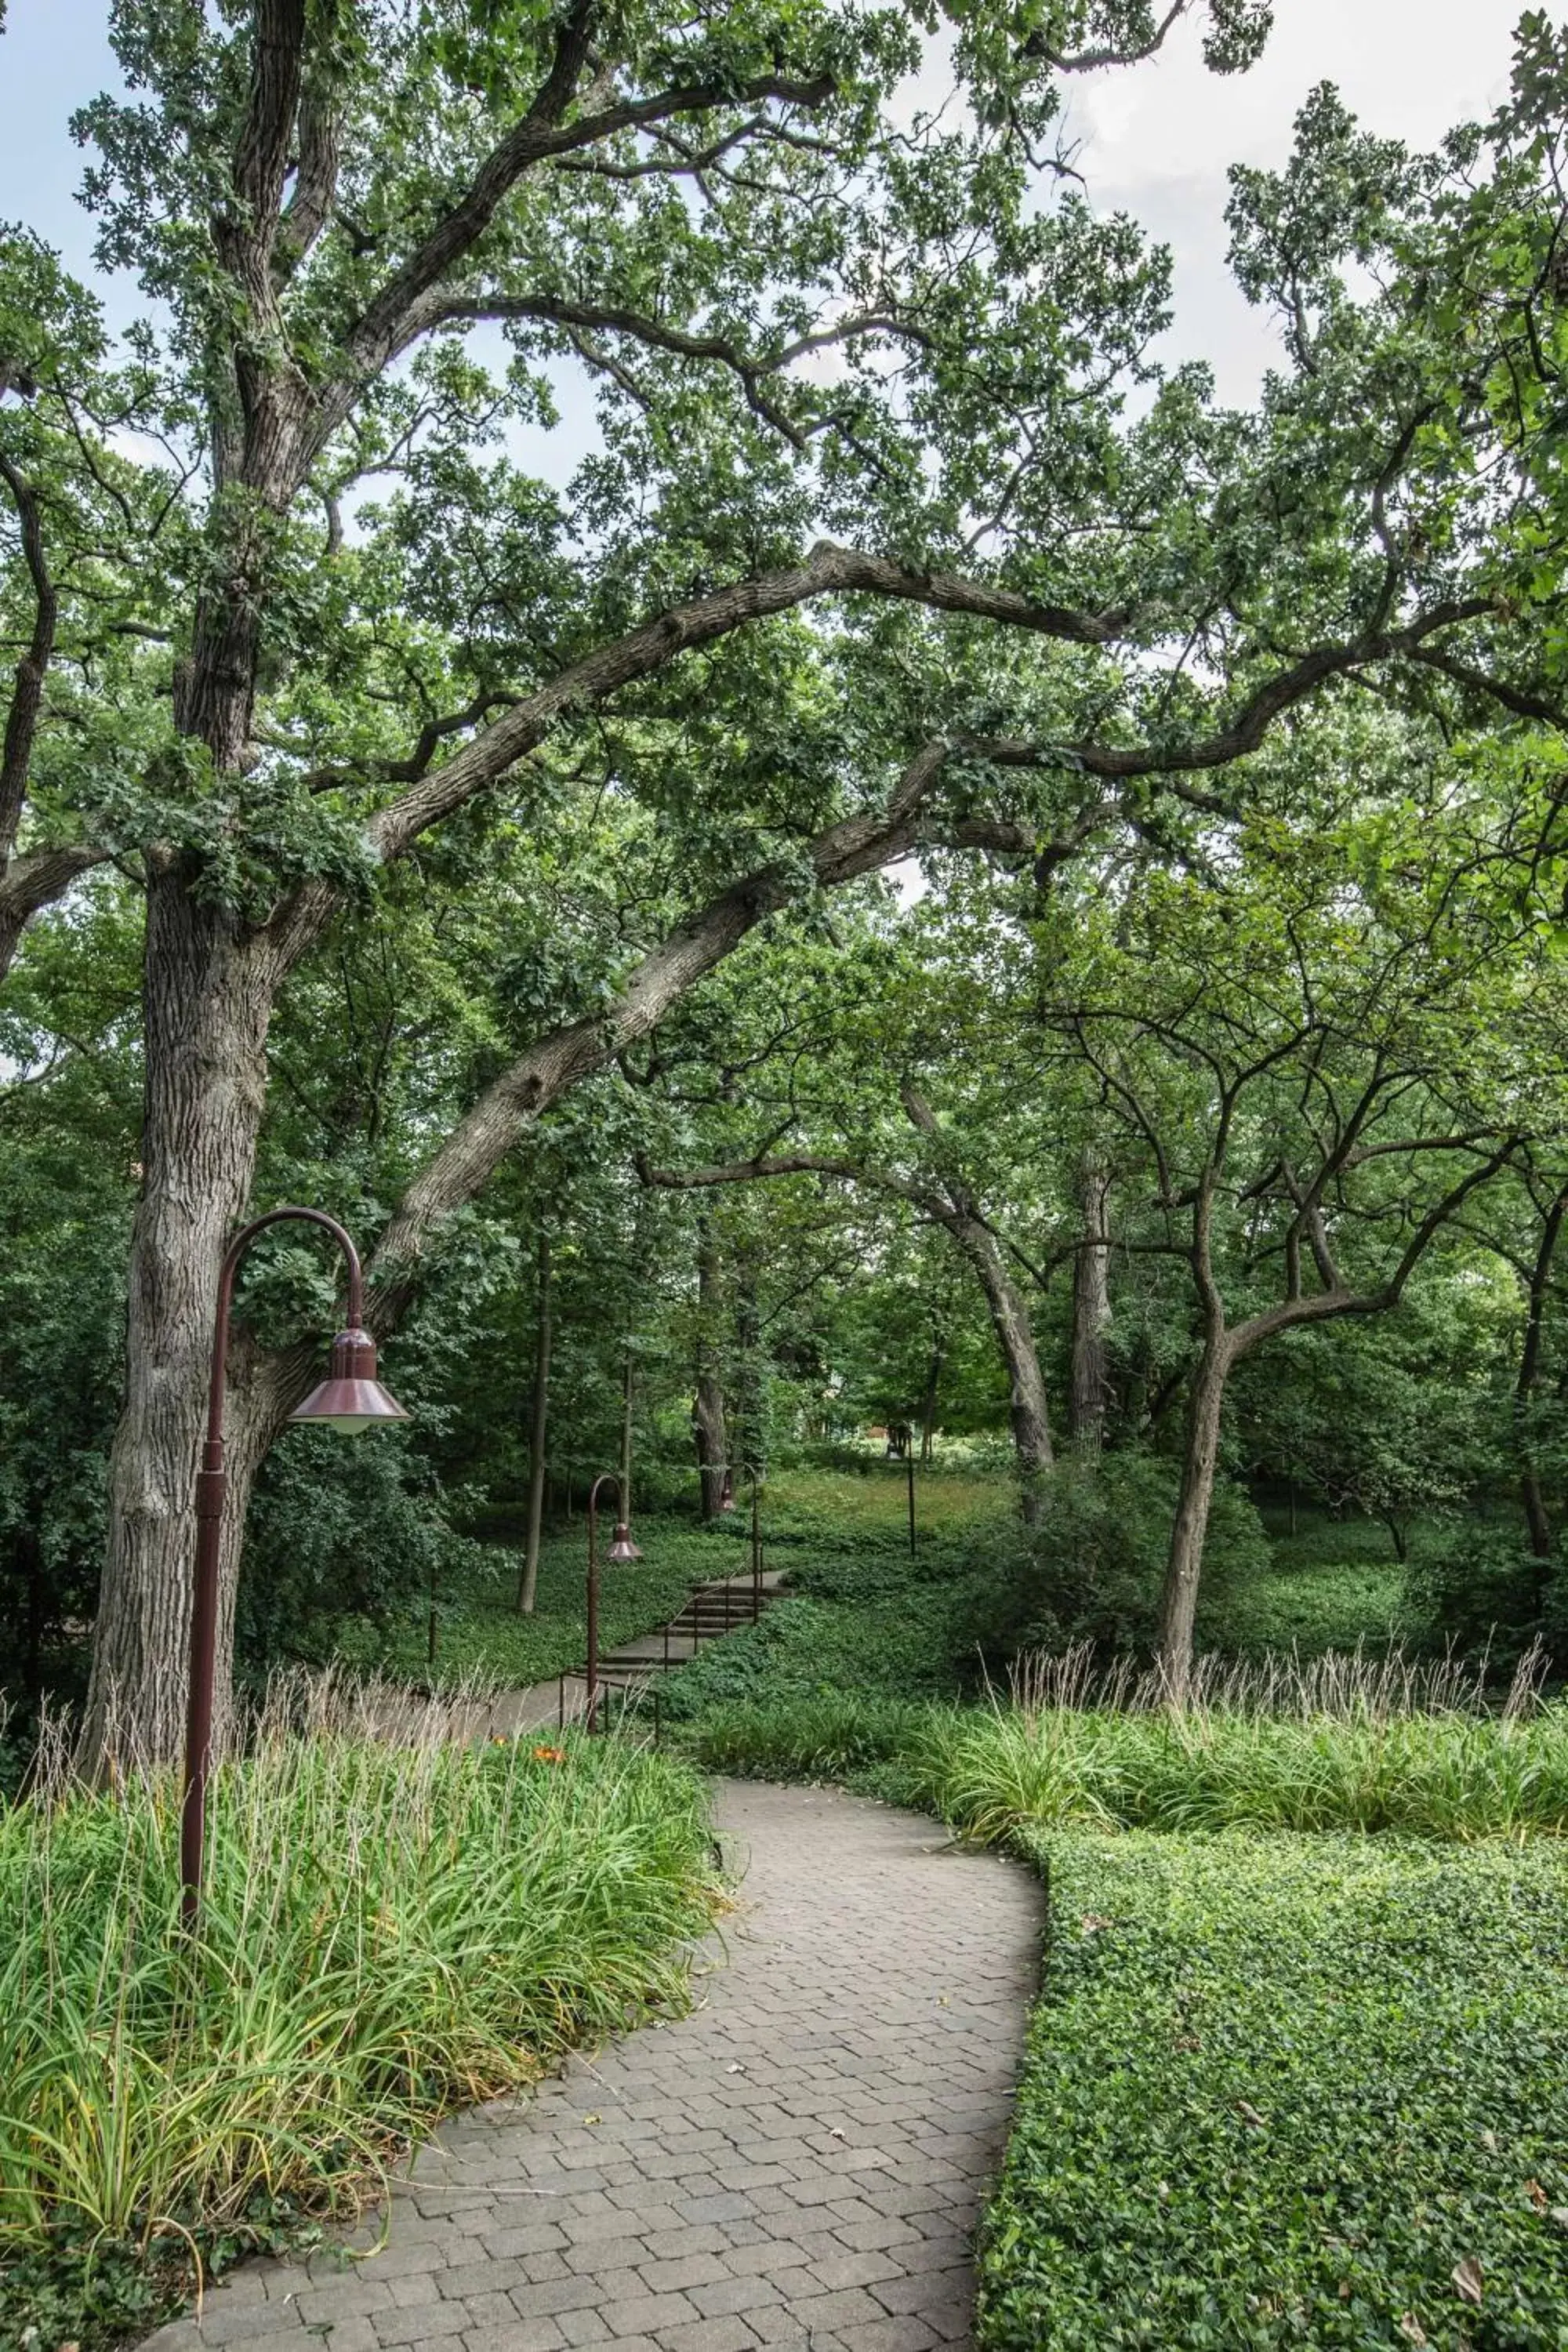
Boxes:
[182,1207,405,1930]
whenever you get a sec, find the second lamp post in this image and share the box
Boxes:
[583,1471,640,1729]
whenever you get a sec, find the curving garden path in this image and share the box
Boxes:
[144,1780,1044,2352]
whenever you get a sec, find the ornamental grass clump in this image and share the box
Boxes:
[0,1671,720,2338]
[900,1642,1568,1842]
[681,1642,1568,1842]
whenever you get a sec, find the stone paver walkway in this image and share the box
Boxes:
[145,1780,1044,2352]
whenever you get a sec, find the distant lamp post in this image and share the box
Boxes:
[584,1471,639,1727]
[181,1207,407,1931]
[735,1462,764,1614]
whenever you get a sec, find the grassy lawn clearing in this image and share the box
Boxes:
[357,1515,731,1686]
[0,1694,721,2352]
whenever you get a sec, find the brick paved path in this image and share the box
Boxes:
[145,1780,1044,2352]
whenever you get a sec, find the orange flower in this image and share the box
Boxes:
[532,1743,567,1764]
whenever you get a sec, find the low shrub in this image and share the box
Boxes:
[1409,1519,1568,1671]
[0,1688,721,2350]
[971,1450,1269,1661]
[672,1690,932,1779]
[1204,1559,1412,1661]
[980,1831,1568,2350]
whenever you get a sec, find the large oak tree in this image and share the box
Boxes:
[2,1,1567,1759]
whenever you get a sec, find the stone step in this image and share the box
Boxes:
[568,1570,787,1690]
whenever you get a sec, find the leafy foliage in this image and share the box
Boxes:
[986,1450,1270,1657]
[980,1832,1568,2352]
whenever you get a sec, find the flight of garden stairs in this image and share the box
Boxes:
[595,1566,787,1679]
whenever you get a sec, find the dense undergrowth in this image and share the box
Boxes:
[982,1831,1568,2351]
[0,1688,721,2352]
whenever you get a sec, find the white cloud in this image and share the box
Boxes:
[1061,0,1520,402]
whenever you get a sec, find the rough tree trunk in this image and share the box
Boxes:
[80,338,300,1770]
[517,1229,551,1614]
[78,877,284,1773]
[1069,1153,1112,1448]
[692,1221,728,1518]
[954,1218,1052,1523]
[1516,1191,1566,1577]
[918,1335,944,1465]
[733,1254,765,1476]
[1155,1331,1233,1697]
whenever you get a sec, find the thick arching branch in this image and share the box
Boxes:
[361,739,953,1317]
[358,547,1131,864]
[0,847,111,981]
[351,570,1519,877]
[1056,601,1498,781]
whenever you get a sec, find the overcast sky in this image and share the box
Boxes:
[0,0,1525,420]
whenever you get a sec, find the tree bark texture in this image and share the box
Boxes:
[1069,1153,1112,1447]
[953,1218,1052,1521]
[517,1229,551,1615]
[78,877,288,1770]
[693,1221,728,1518]
[1515,1191,1565,1570]
[1155,1331,1233,1697]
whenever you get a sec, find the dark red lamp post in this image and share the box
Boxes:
[717,1464,764,1614]
[583,1471,640,1729]
[735,1464,764,1611]
[181,1207,407,1930]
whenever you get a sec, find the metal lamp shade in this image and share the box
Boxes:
[290,1327,409,1434]
[606,1521,643,1563]
[717,1479,736,1514]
